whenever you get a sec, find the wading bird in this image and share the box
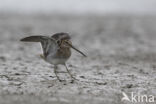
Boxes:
[20,33,86,81]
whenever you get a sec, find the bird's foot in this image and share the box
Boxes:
[70,76,79,82]
[55,76,63,82]
[58,79,66,82]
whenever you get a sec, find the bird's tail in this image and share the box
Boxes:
[20,36,47,42]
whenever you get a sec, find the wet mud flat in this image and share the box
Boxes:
[0,13,156,104]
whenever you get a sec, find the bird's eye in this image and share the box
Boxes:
[57,40,61,45]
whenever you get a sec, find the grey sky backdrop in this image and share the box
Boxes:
[0,0,156,14]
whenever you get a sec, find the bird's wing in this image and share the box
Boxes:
[40,37,58,57]
[20,35,50,42]
[20,36,58,57]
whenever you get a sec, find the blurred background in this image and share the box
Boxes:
[0,0,156,14]
[0,0,156,104]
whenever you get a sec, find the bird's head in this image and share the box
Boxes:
[51,32,71,47]
[52,32,86,57]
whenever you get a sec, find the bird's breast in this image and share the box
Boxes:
[56,47,71,59]
[45,47,71,65]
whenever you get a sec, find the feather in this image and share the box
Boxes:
[20,35,58,57]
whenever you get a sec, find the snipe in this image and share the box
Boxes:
[20,33,86,81]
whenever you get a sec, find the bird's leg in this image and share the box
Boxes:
[54,65,62,82]
[64,63,78,81]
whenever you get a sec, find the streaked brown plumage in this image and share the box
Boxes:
[20,32,86,81]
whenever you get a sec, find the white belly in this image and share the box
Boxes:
[46,57,68,65]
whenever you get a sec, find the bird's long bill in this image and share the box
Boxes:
[66,42,87,57]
